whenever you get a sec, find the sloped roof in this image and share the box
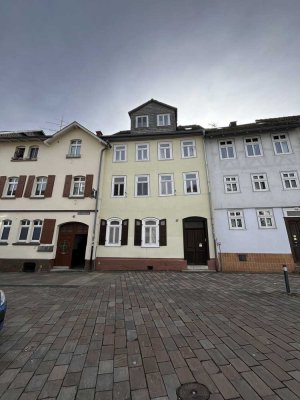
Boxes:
[0,130,47,142]
[128,99,177,118]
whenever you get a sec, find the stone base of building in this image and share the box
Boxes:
[220,253,296,273]
[96,257,187,271]
[0,259,53,272]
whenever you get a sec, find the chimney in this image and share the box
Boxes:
[96,130,103,137]
[229,121,237,127]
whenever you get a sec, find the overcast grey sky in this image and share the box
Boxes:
[0,0,299,134]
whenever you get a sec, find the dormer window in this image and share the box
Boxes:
[13,146,25,160]
[28,146,39,160]
[157,114,170,126]
[135,116,149,128]
[68,139,81,157]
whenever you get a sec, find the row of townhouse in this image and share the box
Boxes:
[0,99,299,273]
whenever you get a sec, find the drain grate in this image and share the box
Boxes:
[176,382,210,400]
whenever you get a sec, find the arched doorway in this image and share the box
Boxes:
[183,217,209,265]
[54,222,88,269]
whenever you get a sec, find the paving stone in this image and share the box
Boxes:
[96,374,113,391]
[39,379,63,398]
[158,361,175,375]
[275,388,300,400]
[76,388,95,400]
[0,388,23,400]
[57,385,77,400]
[175,367,195,383]
[63,372,81,387]
[131,388,150,400]
[113,367,128,383]
[94,391,112,400]
[113,381,130,400]
[9,371,33,389]
[146,372,167,398]
[129,366,147,390]
[0,369,20,385]
[162,373,180,400]
[25,373,48,392]
[79,366,98,389]
[48,365,68,381]
[143,356,159,373]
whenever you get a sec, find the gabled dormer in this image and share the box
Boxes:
[129,99,177,133]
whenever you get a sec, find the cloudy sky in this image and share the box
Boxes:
[0,0,299,134]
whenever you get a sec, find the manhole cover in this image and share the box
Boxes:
[176,382,210,400]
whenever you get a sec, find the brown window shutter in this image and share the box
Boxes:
[44,175,55,198]
[63,175,72,197]
[0,176,6,197]
[99,219,107,245]
[159,219,167,246]
[121,219,129,245]
[24,175,35,198]
[134,219,142,246]
[40,219,56,244]
[15,175,27,198]
[84,174,93,198]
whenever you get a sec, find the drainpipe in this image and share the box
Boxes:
[90,141,110,271]
[202,130,220,271]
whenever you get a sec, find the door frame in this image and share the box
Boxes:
[284,217,300,263]
[182,216,209,265]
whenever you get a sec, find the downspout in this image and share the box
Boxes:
[90,141,110,271]
[202,130,221,271]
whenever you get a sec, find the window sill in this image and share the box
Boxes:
[158,158,173,161]
[1,196,16,200]
[141,245,159,248]
[0,242,8,246]
[12,242,40,246]
[68,196,85,199]
[30,196,45,199]
[66,154,81,159]
[11,158,37,162]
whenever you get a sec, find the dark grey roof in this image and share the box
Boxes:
[128,99,178,118]
[0,130,48,141]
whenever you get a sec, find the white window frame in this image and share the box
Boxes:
[69,139,82,157]
[113,144,127,162]
[72,176,85,197]
[135,175,150,197]
[13,146,25,160]
[0,220,12,242]
[244,137,263,157]
[272,133,291,155]
[31,220,43,242]
[106,218,122,246]
[159,174,174,196]
[136,143,149,161]
[183,172,200,194]
[158,142,173,160]
[181,140,196,158]
[219,140,236,160]
[28,146,39,160]
[224,176,240,193]
[228,210,245,230]
[281,171,299,190]
[142,218,159,248]
[6,177,19,197]
[34,176,47,197]
[18,220,31,242]
[256,209,276,229]
[111,176,126,197]
[251,173,269,191]
[135,115,149,128]
[157,114,171,126]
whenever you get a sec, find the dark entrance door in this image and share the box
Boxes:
[183,217,209,265]
[285,218,300,263]
[54,223,88,268]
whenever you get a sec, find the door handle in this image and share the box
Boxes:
[199,243,203,247]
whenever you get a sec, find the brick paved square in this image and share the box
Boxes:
[0,271,299,399]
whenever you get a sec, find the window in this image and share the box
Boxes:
[0,220,12,242]
[142,219,159,247]
[244,137,263,157]
[135,175,149,196]
[157,114,171,126]
[228,210,245,229]
[28,146,39,159]
[272,134,291,154]
[251,174,269,191]
[257,209,275,229]
[112,176,126,197]
[159,174,174,196]
[281,171,299,190]
[72,176,85,197]
[224,176,240,193]
[183,172,200,194]
[181,140,196,158]
[136,143,149,161]
[13,146,25,160]
[32,220,43,241]
[158,143,172,160]
[114,145,127,162]
[219,140,236,159]
[34,177,47,197]
[68,140,81,157]
[106,219,122,246]
[135,115,149,128]
[6,177,18,197]
[19,220,30,241]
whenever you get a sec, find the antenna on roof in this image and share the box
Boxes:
[45,116,69,131]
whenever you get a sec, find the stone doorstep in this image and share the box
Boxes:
[50,267,84,272]
[184,265,211,272]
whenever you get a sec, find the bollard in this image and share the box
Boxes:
[283,265,291,294]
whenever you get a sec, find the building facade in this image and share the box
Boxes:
[205,117,300,272]
[96,100,216,271]
[0,122,108,272]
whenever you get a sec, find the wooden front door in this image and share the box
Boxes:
[183,217,209,265]
[54,223,88,268]
[285,218,300,263]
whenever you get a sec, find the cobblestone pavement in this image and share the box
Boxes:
[0,271,300,400]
